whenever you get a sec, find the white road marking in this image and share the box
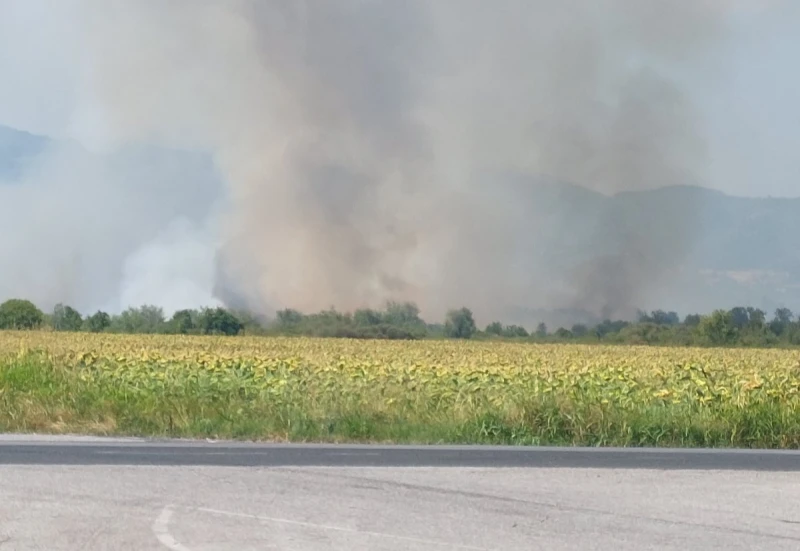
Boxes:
[152,506,192,551]
[324,452,382,456]
[197,506,495,550]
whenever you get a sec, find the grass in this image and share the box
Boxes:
[2,351,799,448]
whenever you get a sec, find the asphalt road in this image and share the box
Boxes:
[2,436,800,550]
[1,435,800,470]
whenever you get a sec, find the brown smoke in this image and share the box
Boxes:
[11,0,744,323]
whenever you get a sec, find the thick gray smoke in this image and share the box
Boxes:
[0,0,747,324]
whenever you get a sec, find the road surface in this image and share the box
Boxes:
[2,434,800,470]
[1,436,799,550]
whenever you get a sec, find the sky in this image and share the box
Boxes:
[700,3,800,198]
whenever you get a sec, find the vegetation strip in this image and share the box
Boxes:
[2,298,800,347]
[1,332,799,448]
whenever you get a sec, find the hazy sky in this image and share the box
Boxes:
[0,1,797,198]
[700,3,800,198]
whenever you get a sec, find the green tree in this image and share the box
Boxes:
[683,314,702,327]
[112,305,166,333]
[617,322,679,346]
[503,324,529,338]
[444,307,477,339]
[85,311,111,333]
[0,299,44,330]
[697,310,738,346]
[554,327,573,339]
[775,307,794,324]
[354,308,383,327]
[231,309,265,335]
[571,323,589,338]
[198,307,243,336]
[535,322,548,337]
[640,310,680,326]
[729,307,750,330]
[746,307,767,328]
[770,308,794,337]
[485,321,503,336]
[384,301,424,327]
[276,308,304,326]
[595,319,629,338]
[382,301,427,338]
[52,303,83,331]
[169,309,196,334]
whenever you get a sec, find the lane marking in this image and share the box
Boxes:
[197,506,494,550]
[323,452,381,456]
[152,506,192,551]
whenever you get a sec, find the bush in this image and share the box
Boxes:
[85,311,111,333]
[198,307,243,336]
[0,299,44,330]
[52,303,83,332]
[444,307,477,339]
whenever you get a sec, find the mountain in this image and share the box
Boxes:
[0,125,50,181]
[492,178,800,323]
[0,125,224,315]
[1,124,798,322]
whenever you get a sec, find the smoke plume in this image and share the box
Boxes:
[0,0,746,323]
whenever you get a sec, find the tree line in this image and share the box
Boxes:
[1,297,800,347]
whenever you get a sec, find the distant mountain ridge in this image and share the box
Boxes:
[2,124,799,323]
[485,176,800,324]
[0,125,50,180]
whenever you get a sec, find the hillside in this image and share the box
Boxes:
[0,125,49,180]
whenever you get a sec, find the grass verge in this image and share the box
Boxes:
[1,352,799,447]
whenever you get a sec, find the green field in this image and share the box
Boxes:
[1,331,799,447]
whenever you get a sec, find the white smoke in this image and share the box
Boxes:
[117,218,223,317]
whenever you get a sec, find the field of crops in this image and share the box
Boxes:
[1,331,800,447]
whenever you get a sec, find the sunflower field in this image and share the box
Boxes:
[1,331,799,447]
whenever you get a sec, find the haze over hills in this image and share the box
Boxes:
[0,125,224,317]
[500,179,800,327]
[0,125,49,181]
[1,124,798,327]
